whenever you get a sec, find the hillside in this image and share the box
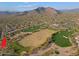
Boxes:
[0,7,79,32]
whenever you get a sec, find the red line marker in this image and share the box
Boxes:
[1,36,7,48]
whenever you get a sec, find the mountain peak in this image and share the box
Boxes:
[16,7,59,16]
[35,7,56,11]
[34,7,58,14]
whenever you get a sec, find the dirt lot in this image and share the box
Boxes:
[18,29,56,48]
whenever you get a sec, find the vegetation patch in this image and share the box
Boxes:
[21,24,47,32]
[0,35,1,40]
[52,30,73,47]
[12,41,26,53]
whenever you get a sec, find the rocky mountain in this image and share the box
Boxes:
[34,7,58,14]
[17,7,59,16]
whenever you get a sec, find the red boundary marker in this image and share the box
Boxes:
[1,36,7,48]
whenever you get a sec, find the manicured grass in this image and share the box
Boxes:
[22,26,40,32]
[0,32,2,40]
[0,36,1,41]
[12,41,32,54]
[22,24,47,32]
[52,30,73,47]
[12,41,26,53]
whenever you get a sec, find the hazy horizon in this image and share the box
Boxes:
[0,2,79,12]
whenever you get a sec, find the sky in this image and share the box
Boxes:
[0,2,79,12]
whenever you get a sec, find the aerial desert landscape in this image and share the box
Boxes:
[0,2,79,56]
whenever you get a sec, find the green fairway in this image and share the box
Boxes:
[11,41,33,55]
[52,30,73,47]
[22,25,40,32]
[0,32,2,41]
[22,24,47,32]
[13,41,26,53]
[0,35,1,40]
